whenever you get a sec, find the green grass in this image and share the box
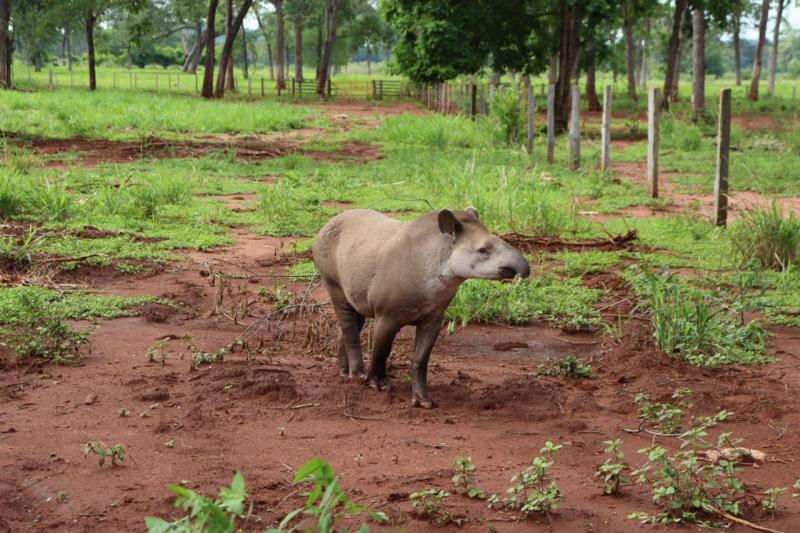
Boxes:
[0,285,161,325]
[446,276,603,331]
[0,89,314,140]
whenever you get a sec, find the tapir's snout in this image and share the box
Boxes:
[498,254,531,279]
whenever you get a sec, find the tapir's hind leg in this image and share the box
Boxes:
[336,313,365,377]
[368,316,400,391]
[326,281,367,378]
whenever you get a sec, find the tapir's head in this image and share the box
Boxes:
[438,208,531,280]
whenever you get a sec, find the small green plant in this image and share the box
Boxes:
[537,355,592,379]
[489,88,525,146]
[0,227,47,265]
[634,389,692,434]
[761,487,787,516]
[145,472,247,533]
[8,294,90,363]
[730,202,800,270]
[793,479,800,498]
[409,489,462,525]
[267,285,298,311]
[33,180,74,221]
[192,348,225,365]
[451,456,485,499]
[0,174,22,219]
[488,441,563,517]
[595,439,631,495]
[84,441,126,467]
[147,338,170,366]
[131,183,161,219]
[268,458,387,532]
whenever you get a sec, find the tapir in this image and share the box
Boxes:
[312,208,530,408]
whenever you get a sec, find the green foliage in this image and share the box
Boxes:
[288,260,319,281]
[446,276,602,331]
[145,472,247,533]
[84,442,126,467]
[595,440,631,495]
[487,442,563,517]
[0,174,22,219]
[630,268,769,367]
[267,458,386,533]
[5,294,90,363]
[490,88,525,146]
[409,489,461,525]
[661,118,704,151]
[0,228,47,265]
[729,202,800,270]
[537,355,592,379]
[451,456,485,499]
[634,389,695,434]
[33,180,74,221]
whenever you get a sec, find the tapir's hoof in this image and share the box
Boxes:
[411,395,436,409]
[339,368,349,377]
[368,376,390,391]
[349,371,368,381]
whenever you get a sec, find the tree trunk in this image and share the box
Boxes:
[586,38,600,112]
[640,20,650,91]
[224,0,235,91]
[254,9,274,80]
[315,16,323,79]
[749,0,770,101]
[0,0,9,89]
[201,0,220,99]
[65,23,73,72]
[548,55,557,84]
[316,0,341,96]
[623,0,637,101]
[274,0,286,90]
[183,22,204,73]
[86,11,97,91]
[242,28,249,78]
[692,6,704,121]
[215,0,253,97]
[662,0,688,109]
[768,0,785,95]
[285,43,290,80]
[733,10,741,85]
[294,14,303,81]
[555,2,582,133]
[126,44,132,69]
[34,53,42,72]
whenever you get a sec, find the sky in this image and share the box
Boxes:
[741,3,800,39]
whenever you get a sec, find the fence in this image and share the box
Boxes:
[24,66,412,101]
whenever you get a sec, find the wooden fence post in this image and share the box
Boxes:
[479,85,486,115]
[291,77,295,96]
[471,84,477,119]
[569,85,580,170]
[379,80,384,100]
[372,80,377,99]
[601,85,612,171]
[327,78,331,97]
[714,88,732,227]
[48,69,53,90]
[261,77,265,96]
[647,86,660,198]
[129,71,133,89]
[526,83,535,155]
[546,84,555,163]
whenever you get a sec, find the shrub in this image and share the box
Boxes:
[490,88,525,146]
[730,202,800,270]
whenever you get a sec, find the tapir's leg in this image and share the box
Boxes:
[411,316,443,409]
[336,313,365,377]
[368,316,400,391]
[325,281,367,378]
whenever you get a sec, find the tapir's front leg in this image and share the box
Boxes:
[410,316,443,409]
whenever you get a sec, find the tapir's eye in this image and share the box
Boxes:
[478,246,489,254]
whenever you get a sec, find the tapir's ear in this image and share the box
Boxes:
[438,209,462,236]
[465,206,480,220]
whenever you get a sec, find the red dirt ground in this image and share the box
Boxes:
[2,101,800,532]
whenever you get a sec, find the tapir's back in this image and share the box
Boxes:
[313,209,403,313]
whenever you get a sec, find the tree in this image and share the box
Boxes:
[623,0,636,100]
[272,0,286,90]
[768,0,787,95]
[316,0,342,95]
[692,3,704,120]
[224,0,235,91]
[0,0,9,88]
[215,0,253,97]
[254,2,275,80]
[732,4,742,85]
[201,0,219,98]
[663,0,688,109]
[749,0,770,101]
